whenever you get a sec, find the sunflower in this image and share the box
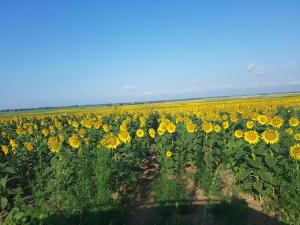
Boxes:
[166,122,176,133]
[103,124,110,132]
[24,142,33,151]
[48,137,60,153]
[42,128,49,137]
[213,125,221,133]
[101,134,120,150]
[262,129,280,144]
[68,135,80,149]
[222,121,229,129]
[202,122,213,134]
[72,121,79,128]
[79,128,86,138]
[118,131,131,143]
[149,128,156,138]
[186,122,197,133]
[289,117,299,127]
[257,115,268,125]
[234,130,243,138]
[136,129,145,138]
[294,133,300,141]
[270,116,284,128]
[157,124,166,136]
[244,130,259,144]
[289,144,300,160]
[246,121,254,129]
[9,139,17,150]
[165,150,172,158]
[286,128,293,135]
[1,145,9,155]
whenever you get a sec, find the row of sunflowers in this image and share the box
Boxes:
[0,96,300,224]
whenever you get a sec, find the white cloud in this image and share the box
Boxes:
[122,85,136,92]
[247,63,265,75]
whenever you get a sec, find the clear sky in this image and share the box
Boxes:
[0,0,300,109]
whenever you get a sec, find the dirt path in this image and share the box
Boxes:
[128,155,159,225]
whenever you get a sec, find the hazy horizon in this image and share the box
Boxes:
[1,1,300,110]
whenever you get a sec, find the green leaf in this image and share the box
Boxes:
[254,147,267,156]
[3,167,16,174]
[257,170,276,185]
[252,181,263,193]
[1,197,8,210]
[236,168,252,181]
[248,158,263,169]
[0,176,7,188]
[264,157,277,169]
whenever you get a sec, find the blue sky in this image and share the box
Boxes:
[0,0,300,109]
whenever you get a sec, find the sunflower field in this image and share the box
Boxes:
[0,96,300,225]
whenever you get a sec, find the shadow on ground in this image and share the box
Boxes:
[39,197,285,225]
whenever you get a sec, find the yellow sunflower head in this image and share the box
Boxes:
[213,125,221,133]
[244,130,259,144]
[289,117,299,127]
[286,128,293,135]
[165,150,172,158]
[136,129,145,138]
[118,131,131,143]
[202,122,213,134]
[222,121,229,129]
[148,128,156,138]
[48,137,61,153]
[24,142,33,151]
[262,129,280,144]
[68,135,80,149]
[257,115,268,125]
[186,122,197,133]
[246,121,254,129]
[270,116,284,128]
[294,133,300,141]
[101,134,120,150]
[1,145,9,155]
[234,130,244,138]
[166,122,176,133]
[289,144,300,160]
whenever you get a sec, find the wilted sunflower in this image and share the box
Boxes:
[244,130,259,144]
[68,135,80,149]
[48,137,60,153]
[1,145,9,155]
[257,115,268,125]
[202,122,213,134]
[118,131,131,143]
[234,130,243,138]
[136,129,145,138]
[289,144,300,160]
[24,142,33,151]
[165,150,172,158]
[289,117,299,127]
[262,129,280,144]
[79,128,86,138]
[166,122,176,133]
[148,128,156,138]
